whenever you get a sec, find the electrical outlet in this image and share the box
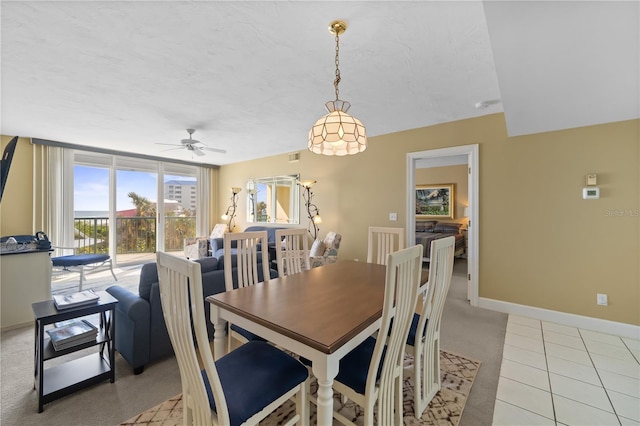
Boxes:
[389,212,397,221]
[597,293,608,306]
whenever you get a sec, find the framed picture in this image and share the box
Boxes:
[416,184,455,219]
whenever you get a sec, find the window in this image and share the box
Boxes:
[73,153,204,265]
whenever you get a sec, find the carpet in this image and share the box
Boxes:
[120,350,480,426]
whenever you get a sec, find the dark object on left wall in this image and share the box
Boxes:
[0,136,18,203]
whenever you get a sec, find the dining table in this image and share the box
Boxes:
[207,260,428,425]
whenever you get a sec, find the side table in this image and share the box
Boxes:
[32,291,117,412]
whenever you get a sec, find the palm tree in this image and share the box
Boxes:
[127,192,156,216]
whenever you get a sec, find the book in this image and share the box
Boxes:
[53,290,100,310]
[46,319,98,351]
[50,333,98,351]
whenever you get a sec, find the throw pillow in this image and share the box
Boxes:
[309,239,326,257]
[210,223,227,238]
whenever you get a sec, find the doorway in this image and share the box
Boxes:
[407,144,479,306]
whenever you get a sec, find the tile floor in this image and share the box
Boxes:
[492,315,640,425]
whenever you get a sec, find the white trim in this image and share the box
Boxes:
[479,297,640,340]
[407,144,479,306]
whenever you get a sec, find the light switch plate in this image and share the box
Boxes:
[587,173,597,185]
[597,293,608,306]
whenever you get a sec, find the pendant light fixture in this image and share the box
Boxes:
[308,20,367,156]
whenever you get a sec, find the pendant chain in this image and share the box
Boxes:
[333,34,341,101]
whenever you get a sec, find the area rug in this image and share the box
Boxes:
[119,350,480,426]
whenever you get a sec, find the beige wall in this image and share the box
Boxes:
[3,114,639,326]
[219,114,639,326]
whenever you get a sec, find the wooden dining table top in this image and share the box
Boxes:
[206,260,428,355]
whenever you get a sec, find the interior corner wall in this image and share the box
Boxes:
[0,136,34,236]
[218,114,639,326]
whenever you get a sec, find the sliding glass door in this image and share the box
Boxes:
[73,165,110,255]
[74,153,201,266]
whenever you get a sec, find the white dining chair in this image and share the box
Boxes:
[366,226,405,265]
[156,252,309,426]
[405,236,455,418]
[275,228,310,277]
[331,244,423,425]
[223,231,271,351]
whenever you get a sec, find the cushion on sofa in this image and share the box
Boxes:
[309,239,325,257]
[195,257,219,273]
[138,263,159,301]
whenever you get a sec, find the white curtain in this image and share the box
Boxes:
[35,144,74,255]
[196,166,211,237]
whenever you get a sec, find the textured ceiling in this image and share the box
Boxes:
[1,1,638,166]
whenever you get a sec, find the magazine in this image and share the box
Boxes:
[53,290,100,310]
[46,319,98,351]
[50,333,98,351]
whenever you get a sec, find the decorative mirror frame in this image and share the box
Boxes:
[247,174,300,224]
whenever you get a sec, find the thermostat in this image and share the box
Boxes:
[583,187,600,199]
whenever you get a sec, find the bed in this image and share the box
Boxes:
[415,220,465,261]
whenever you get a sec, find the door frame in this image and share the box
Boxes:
[406,144,479,306]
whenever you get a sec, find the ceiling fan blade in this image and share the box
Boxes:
[202,146,227,154]
[159,147,184,152]
[192,148,206,156]
[156,143,182,147]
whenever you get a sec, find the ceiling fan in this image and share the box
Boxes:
[156,129,227,156]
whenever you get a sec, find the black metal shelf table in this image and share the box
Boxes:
[32,291,117,412]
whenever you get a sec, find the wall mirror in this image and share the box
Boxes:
[247,174,300,224]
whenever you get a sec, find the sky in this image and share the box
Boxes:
[74,166,195,212]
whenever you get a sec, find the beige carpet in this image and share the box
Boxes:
[120,350,480,426]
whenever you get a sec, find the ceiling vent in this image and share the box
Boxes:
[288,152,300,163]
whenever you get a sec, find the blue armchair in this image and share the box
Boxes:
[106,256,277,374]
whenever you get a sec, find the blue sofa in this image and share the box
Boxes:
[209,225,287,259]
[106,256,276,374]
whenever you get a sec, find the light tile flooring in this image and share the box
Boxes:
[492,315,640,425]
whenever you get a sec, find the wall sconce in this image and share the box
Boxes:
[221,187,242,231]
[299,180,322,240]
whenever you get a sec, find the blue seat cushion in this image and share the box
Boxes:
[202,340,308,426]
[407,313,428,347]
[51,254,110,267]
[230,324,267,343]
[334,336,386,395]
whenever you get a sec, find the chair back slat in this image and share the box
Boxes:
[412,236,455,416]
[367,226,405,265]
[157,252,226,425]
[223,231,270,291]
[366,244,422,423]
[275,228,310,277]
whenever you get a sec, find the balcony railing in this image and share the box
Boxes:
[73,216,196,255]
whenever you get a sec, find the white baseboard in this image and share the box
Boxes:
[479,297,640,340]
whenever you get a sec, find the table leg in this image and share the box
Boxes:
[312,358,339,426]
[209,305,227,360]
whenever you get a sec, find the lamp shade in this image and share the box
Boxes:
[308,101,366,156]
